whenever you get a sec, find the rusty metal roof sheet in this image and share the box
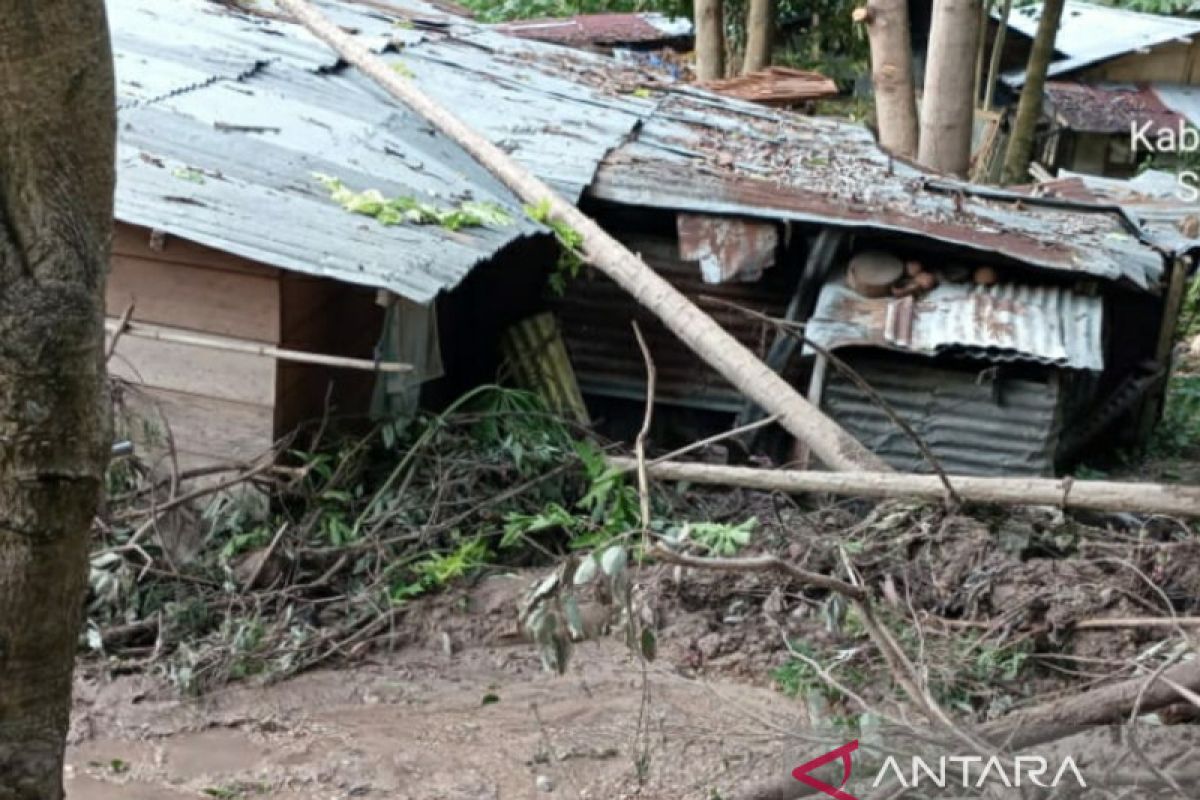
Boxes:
[496,13,692,47]
[1001,1,1200,87]
[1045,82,1186,135]
[699,67,839,107]
[590,92,1169,290]
[805,273,1105,371]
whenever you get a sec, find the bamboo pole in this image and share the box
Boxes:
[105,318,412,373]
[607,457,1200,517]
[274,0,887,473]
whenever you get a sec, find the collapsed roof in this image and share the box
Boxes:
[110,0,1184,307]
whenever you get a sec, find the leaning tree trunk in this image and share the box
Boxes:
[918,0,983,175]
[742,0,774,74]
[983,0,1012,110]
[695,0,726,80]
[0,4,115,799]
[277,0,888,473]
[853,0,919,158]
[1001,0,1065,184]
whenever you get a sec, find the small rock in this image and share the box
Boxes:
[696,632,723,660]
[536,774,555,792]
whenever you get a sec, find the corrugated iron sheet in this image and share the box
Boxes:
[676,214,778,283]
[551,231,794,412]
[1045,81,1185,135]
[590,92,1168,291]
[111,0,650,304]
[820,357,1064,476]
[1001,0,1200,86]
[699,67,839,107]
[805,274,1105,370]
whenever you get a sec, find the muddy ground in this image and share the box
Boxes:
[68,571,807,800]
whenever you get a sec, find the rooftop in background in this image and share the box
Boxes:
[495,12,692,49]
[1043,81,1187,134]
[1001,0,1200,87]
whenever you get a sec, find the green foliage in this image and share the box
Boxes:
[502,440,642,550]
[1153,375,1200,457]
[525,199,586,294]
[1101,0,1193,14]
[680,518,755,556]
[314,174,512,230]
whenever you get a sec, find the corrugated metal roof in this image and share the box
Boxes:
[496,13,692,47]
[111,0,1175,307]
[1044,81,1185,135]
[110,0,650,303]
[590,92,1168,290]
[805,272,1105,371]
[1001,1,1200,87]
[821,357,1065,476]
[1148,83,1200,128]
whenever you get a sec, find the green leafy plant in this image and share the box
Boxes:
[525,198,585,294]
[680,518,756,556]
[314,174,512,230]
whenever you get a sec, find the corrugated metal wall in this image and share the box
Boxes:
[820,355,1066,476]
[552,224,799,412]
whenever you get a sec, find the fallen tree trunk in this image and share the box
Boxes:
[608,457,1200,517]
[275,0,886,474]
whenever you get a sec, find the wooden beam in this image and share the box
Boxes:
[105,318,411,373]
[608,457,1200,517]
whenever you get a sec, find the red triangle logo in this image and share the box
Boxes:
[791,740,859,800]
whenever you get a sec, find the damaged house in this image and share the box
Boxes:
[108,0,1194,478]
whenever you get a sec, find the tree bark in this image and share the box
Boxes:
[1001,0,1065,184]
[0,3,115,799]
[742,0,774,74]
[608,458,1200,518]
[853,0,919,159]
[983,0,1012,110]
[918,0,983,175]
[276,0,888,473]
[695,0,727,80]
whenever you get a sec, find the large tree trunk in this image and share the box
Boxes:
[983,0,1012,110]
[918,0,983,175]
[277,0,888,473]
[0,3,116,799]
[742,0,774,74]
[695,0,726,80]
[1001,0,1065,184]
[853,0,919,158]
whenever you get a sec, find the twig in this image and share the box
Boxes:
[105,302,135,362]
[648,546,867,602]
[632,321,655,546]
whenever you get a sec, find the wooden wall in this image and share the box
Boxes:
[275,273,384,440]
[1082,41,1200,85]
[107,223,280,470]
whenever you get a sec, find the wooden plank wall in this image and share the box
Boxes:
[275,273,384,439]
[107,223,280,470]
